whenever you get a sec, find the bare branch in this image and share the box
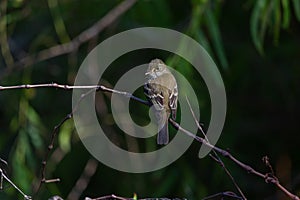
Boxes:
[169,118,299,200]
[186,96,246,200]
[85,194,131,200]
[1,83,299,200]
[85,194,187,200]
[0,83,99,90]
[0,83,151,106]
[262,155,275,175]
[33,83,148,195]
[35,87,97,195]
[0,168,32,199]
[202,191,243,200]
[0,0,138,79]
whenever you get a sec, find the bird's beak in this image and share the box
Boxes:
[145,69,154,75]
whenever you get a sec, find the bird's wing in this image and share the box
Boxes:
[144,83,165,111]
[169,84,178,120]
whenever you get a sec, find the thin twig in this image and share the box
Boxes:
[85,194,186,200]
[35,87,97,195]
[0,83,99,90]
[0,168,32,199]
[1,83,299,200]
[0,0,138,79]
[85,194,131,200]
[202,191,243,200]
[0,83,151,106]
[185,96,246,200]
[96,85,151,106]
[262,155,275,175]
[169,118,299,200]
[34,83,147,195]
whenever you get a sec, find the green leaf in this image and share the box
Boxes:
[250,0,267,55]
[58,119,73,153]
[189,4,203,33]
[260,1,272,47]
[22,103,45,149]
[47,0,71,43]
[273,0,281,45]
[281,0,290,29]
[204,9,228,70]
[12,130,33,193]
[292,0,300,21]
[195,29,213,56]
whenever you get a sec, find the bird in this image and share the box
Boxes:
[144,59,178,145]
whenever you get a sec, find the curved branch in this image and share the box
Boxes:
[1,83,299,200]
[0,0,138,79]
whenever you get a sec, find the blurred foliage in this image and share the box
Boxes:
[0,0,300,199]
[250,0,300,55]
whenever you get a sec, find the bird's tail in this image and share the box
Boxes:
[157,111,169,145]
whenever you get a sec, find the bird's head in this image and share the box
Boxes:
[145,59,169,77]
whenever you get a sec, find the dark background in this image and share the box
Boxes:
[0,0,299,199]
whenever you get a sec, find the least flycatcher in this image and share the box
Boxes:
[144,59,178,145]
